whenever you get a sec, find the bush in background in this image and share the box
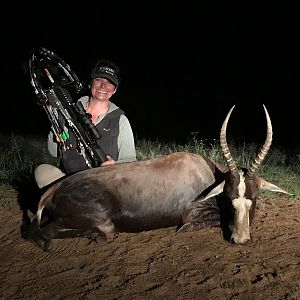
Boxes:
[0,133,299,197]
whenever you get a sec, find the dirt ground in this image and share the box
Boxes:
[0,190,299,300]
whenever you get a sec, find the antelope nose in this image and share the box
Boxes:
[231,235,251,245]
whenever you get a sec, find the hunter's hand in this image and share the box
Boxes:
[101,156,115,166]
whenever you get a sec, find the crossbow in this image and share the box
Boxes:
[28,47,107,168]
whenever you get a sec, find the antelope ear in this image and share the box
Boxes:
[258,177,293,195]
[201,181,225,201]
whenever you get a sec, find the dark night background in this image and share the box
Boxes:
[2,2,300,149]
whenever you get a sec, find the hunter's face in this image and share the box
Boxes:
[91,78,116,101]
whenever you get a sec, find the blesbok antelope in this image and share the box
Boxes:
[24,105,292,250]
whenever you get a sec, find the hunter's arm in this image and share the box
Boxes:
[117,115,136,163]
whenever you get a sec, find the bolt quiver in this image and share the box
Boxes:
[28,47,107,168]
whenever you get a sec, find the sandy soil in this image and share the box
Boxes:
[0,190,299,300]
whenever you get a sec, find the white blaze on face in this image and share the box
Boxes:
[231,171,252,244]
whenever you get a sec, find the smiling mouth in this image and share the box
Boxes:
[97,90,107,94]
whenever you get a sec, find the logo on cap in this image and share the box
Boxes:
[98,67,115,76]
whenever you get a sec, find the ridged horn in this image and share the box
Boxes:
[220,105,239,176]
[247,105,273,178]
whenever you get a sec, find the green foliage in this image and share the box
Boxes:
[0,133,299,198]
[0,133,58,188]
[137,135,299,198]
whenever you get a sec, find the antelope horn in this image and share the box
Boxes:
[247,104,273,178]
[220,105,239,176]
